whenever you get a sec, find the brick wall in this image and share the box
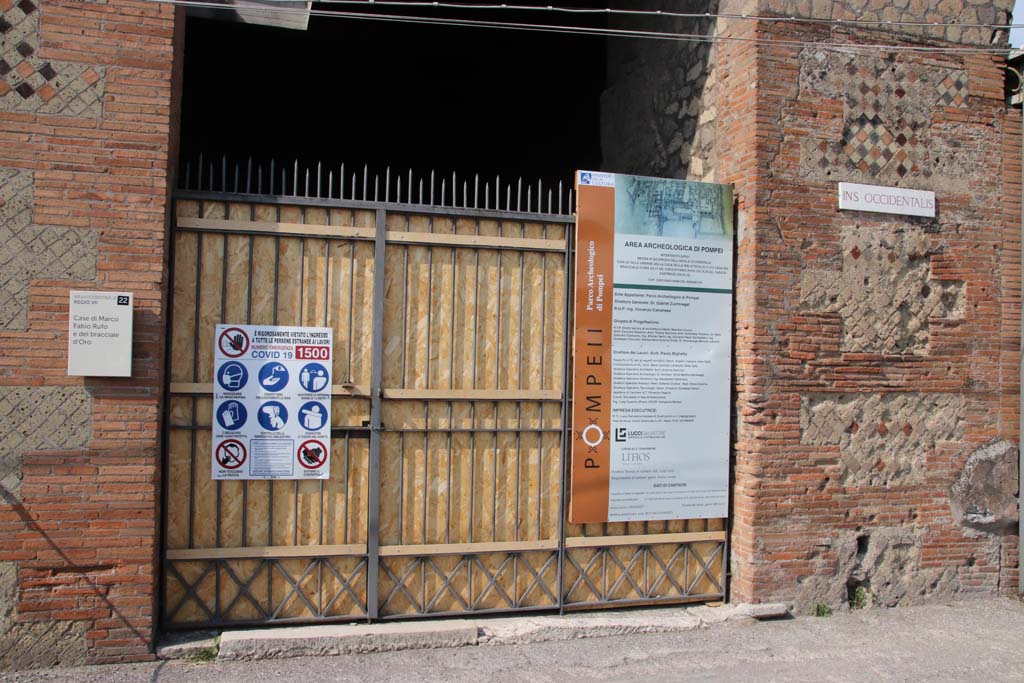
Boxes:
[0,0,181,667]
[718,15,1022,611]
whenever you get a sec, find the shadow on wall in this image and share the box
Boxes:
[600,0,719,181]
[0,484,145,669]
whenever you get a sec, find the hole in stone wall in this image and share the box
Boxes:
[846,578,867,606]
[856,534,870,562]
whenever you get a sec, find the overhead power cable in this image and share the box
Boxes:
[238,0,1024,32]
[150,0,1020,55]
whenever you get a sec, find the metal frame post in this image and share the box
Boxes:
[1019,100,1023,595]
[367,208,387,618]
[556,222,574,612]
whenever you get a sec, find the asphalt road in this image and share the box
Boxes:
[4,598,1024,682]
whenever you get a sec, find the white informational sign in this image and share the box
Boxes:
[838,182,935,218]
[572,172,733,523]
[67,290,133,377]
[212,324,332,480]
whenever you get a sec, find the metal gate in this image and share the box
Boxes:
[162,157,726,627]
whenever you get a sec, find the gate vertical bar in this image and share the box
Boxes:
[556,221,573,613]
[366,207,387,620]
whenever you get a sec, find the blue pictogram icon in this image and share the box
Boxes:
[217,361,248,391]
[257,401,288,431]
[258,362,289,392]
[216,400,247,431]
[298,362,329,393]
[298,400,328,431]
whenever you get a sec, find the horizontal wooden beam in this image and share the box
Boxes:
[164,534,722,561]
[165,543,367,561]
[178,217,375,240]
[564,594,720,611]
[175,190,575,225]
[379,540,559,557]
[564,531,726,549]
[169,383,560,402]
[168,382,212,394]
[384,389,561,401]
[384,230,565,252]
[175,217,566,252]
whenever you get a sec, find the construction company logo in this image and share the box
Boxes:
[614,428,666,443]
[578,170,615,187]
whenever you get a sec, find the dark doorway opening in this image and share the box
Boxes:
[179,4,607,189]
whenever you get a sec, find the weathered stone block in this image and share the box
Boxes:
[797,527,967,612]
[0,386,92,497]
[0,562,86,670]
[0,6,106,117]
[798,49,973,184]
[802,393,966,486]
[800,225,964,355]
[0,168,97,330]
[950,440,1019,533]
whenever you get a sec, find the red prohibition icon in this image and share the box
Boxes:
[218,327,250,358]
[215,439,247,470]
[297,439,328,470]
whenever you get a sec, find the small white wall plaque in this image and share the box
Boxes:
[67,290,133,377]
[838,182,936,218]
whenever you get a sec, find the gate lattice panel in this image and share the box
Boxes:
[163,159,726,626]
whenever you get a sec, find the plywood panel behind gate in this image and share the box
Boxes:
[166,197,724,624]
[377,213,567,553]
[165,199,376,625]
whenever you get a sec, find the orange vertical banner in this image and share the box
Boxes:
[570,172,615,524]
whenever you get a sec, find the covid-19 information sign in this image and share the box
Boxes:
[570,171,733,523]
[212,324,333,480]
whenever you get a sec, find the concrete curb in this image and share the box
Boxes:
[157,603,790,661]
[478,603,791,646]
[155,630,219,661]
[217,620,479,660]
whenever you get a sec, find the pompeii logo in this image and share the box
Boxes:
[575,419,610,453]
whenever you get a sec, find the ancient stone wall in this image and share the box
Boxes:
[718,13,1021,611]
[722,0,1014,45]
[602,1,1015,181]
[600,1,719,182]
[0,0,180,667]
